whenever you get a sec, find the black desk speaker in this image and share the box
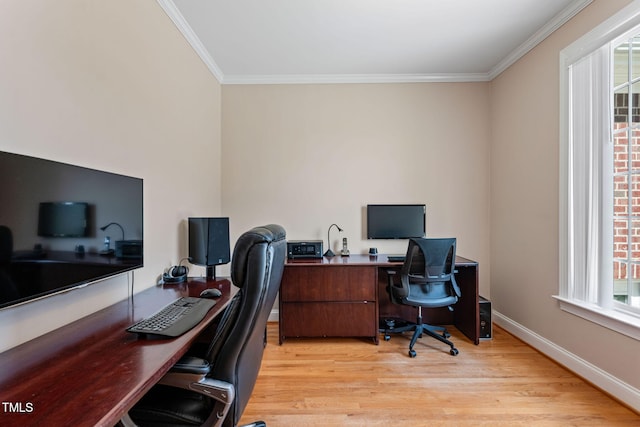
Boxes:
[479,296,492,340]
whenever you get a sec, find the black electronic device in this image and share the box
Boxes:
[341,237,350,256]
[0,150,144,311]
[126,296,217,338]
[366,204,426,239]
[479,296,492,340]
[162,258,190,284]
[37,202,89,237]
[287,240,323,259]
[199,288,222,298]
[387,255,405,263]
[115,239,143,259]
[188,217,230,280]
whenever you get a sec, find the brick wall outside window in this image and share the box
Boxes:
[613,92,640,284]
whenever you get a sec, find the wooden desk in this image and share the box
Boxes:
[279,254,479,345]
[0,277,236,427]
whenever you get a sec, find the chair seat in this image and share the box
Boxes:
[129,385,213,426]
[403,294,457,308]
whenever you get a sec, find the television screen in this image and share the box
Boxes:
[0,150,143,310]
[367,204,426,239]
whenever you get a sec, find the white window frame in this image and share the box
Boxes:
[557,0,640,341]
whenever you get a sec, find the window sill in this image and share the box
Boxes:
[552,296,640,341]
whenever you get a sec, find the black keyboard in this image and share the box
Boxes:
[127,297,217,338]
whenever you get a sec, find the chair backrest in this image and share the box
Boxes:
[205,224,286,427]
[400,238,460,306]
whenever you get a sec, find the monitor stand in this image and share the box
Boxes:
[206,266,217,280]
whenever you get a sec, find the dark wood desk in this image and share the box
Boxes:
[0,277,236,427]
[279,254,479,345]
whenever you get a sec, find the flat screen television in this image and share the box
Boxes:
[366,204,426,239]
[0,150,143,310]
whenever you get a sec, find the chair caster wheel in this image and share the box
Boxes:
[450,348,459,356]
[442,331,451,339]
[384,335,390,341]
[409,349,417,358]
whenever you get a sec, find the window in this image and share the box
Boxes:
[558,1,640,340]
[613,35,640,311]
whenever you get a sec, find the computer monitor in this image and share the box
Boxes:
[188,217,230,279]
[37,202,89,237]
[366,204,426,239]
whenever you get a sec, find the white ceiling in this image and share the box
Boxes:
[160,0,593,84]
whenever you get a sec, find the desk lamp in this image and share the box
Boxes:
[324,223,343,257]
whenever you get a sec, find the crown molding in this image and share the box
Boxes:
[156,0,224,83]
[159,0,593,85]
[221,73,492,85]
[488,0,593,80]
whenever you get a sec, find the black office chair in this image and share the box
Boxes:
[383,238,460,357]
[122,224,286,427]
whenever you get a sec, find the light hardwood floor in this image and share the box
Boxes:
[240,323,639,426]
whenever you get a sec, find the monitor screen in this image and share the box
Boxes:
[38,202,89,237]
[0,150,143,310]
[366,204,426,239]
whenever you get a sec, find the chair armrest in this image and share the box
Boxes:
[170,355,211,375]
[120,373,235,427]
[149,356,212,395]
[386,269,407,303]
[158,360,233,403]
[152,370,235,427]
[159,373,234,403]
[386,270,397,290]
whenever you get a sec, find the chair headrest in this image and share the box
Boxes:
[231,224,286,288]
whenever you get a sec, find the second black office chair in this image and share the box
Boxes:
[122,224,286,427]
[384,238,460,357]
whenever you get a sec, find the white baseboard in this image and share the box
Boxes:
[268,308,278,323]
[493,310,640,412]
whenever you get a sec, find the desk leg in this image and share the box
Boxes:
[453,264,480,344]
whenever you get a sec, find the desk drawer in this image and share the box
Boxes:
[280,266,376,302]
[280,302,376,338]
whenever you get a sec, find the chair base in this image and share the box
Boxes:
[382,317,459,357]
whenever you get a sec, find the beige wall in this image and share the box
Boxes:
[491,0,640,391]
[221,83,491,296]
[0,0,222,351]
